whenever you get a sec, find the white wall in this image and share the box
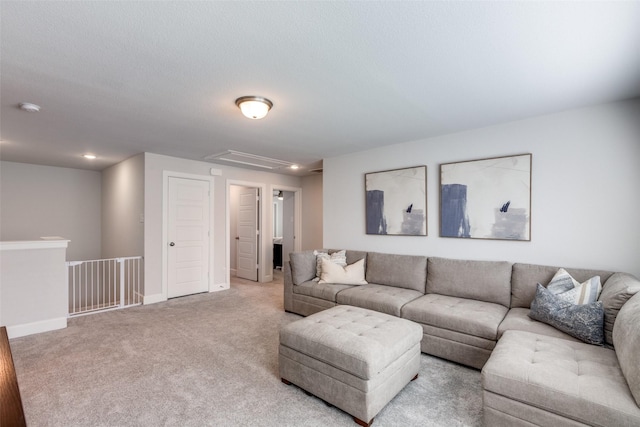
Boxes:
[324,99,640,278]
[143,153,303,300]
[301,173,323,250]
[0,240,69,338]
[101,154,145,258]
[0,161,101,260]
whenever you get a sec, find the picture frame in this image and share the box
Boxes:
[440,154,532,241]
[365,165,427,236]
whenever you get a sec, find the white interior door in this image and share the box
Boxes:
[236,187,259,281]
[168,177,210,298]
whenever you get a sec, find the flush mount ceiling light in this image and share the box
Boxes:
[83,154,97,159]
[19,102,41,112]
[235,96,273,119]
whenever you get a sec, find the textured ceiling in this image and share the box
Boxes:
[1,1,639,173]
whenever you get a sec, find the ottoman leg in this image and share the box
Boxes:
[354,374,417,426]
[354,416,373,427]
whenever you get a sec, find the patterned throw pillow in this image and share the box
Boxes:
[547,268,602,305]
[529,284,604,345]
[313,250,347,281]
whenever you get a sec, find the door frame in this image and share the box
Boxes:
[162,171,215,300]
[270,184,302,269]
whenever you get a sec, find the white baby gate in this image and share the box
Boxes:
[66,257,143,316]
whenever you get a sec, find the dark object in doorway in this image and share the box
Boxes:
[273,243,282,269]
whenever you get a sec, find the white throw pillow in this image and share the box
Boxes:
[313,250,347,281]
[319,258,368,285]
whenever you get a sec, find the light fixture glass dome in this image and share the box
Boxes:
[235,96,273,119]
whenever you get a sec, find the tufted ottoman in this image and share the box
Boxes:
[279,305,422,426]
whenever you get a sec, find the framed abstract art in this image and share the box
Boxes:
[365,165,427,236]
[440,154,532,241]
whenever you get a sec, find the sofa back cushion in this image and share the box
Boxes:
[511,263,614,309]
[427,257,512,307]
[613,291,640,406]
[599,272,640,347]
[365,252,427,293]
[289,250,321,285]
[334,249,367,268]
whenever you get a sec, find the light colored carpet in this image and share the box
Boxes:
[10,272,482,426]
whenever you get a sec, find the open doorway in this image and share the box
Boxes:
[226,181,300,285]
[272,189,295,272]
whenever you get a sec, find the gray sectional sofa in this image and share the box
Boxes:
[283,249,640,426]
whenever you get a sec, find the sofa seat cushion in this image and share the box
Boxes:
[336,284,423,317]
[293,280,353,302]
[497,307,579,342]
[482,331,640,426]
[401,294,508,340]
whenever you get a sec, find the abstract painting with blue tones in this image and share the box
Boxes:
[365,166,427,236]
[440,154,531,241]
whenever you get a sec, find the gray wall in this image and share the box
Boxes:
[301,173,323,250]
[324,99,640,278]
[0,161,101,260]
[0,242,68,337]
[101,154,145,258]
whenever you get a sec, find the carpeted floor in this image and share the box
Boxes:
[10,272,482,426]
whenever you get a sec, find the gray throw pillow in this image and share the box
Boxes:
[529,284,604,345]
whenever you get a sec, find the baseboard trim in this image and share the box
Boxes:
[6,317,67,339]
[210,282,229,292]
[143,293,166,305]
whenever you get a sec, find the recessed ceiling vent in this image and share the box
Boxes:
[309,168,323,174]
[204,150,295,170]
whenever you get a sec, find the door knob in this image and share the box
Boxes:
[169,242,175,246]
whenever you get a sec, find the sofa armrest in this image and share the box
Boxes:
[613,291,640,407]
[283,261,294,312]
[600,272,640,347]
